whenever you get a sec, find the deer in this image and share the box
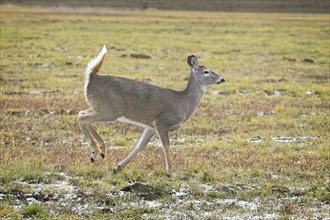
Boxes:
[78,46,225,177]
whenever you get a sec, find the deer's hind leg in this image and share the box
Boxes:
[87,125,106,158]
[78,109,110,162]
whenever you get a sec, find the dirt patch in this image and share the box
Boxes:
[255,77,287,83]
[302,58,315,63]
[120,54,152,59]
[120,182,164,200]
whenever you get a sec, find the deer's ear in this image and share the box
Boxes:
[187,55,198,68]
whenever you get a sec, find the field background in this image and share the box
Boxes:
[1,0,329,13]
[0,4,329,220]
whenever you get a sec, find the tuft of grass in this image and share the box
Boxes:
[0,204,20,219]
[113,206,157,219]
[21,203,48,218]
[0,163,49,184]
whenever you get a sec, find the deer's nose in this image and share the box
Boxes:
[216,78,225,84]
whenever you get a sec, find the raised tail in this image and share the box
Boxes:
[86,45,107,76]
[84,45,107,102]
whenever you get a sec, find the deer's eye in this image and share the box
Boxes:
[203,70,210,75]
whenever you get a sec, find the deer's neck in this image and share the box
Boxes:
[181,73,205,119]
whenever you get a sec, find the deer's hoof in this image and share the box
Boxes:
[113,168,119,174]
[113,165,122,173]
[90,157,95,163]
[166,173,172,178]
[100,153,105,159]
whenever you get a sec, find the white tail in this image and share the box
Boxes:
[84,45,107,101]
[86,45,107,75]
[78,46,225,177]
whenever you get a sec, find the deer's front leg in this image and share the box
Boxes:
[116,128,155,172]
[156,125,172,177]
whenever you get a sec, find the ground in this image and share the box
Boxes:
[0,6,329,219]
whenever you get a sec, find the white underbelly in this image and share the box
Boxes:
[116,116,154,129]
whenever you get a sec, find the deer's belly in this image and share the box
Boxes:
[116,116,154,130]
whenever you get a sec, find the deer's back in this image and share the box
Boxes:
[86,75,183,125]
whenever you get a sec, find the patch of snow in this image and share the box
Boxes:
[54,181,76,192]
[26,197,39,204]
[257,111,274,117]
[216,199,259,211]
[108,146,124,150]
[272,136,319,143]
[247,137,262,143]
[270,174,279,180]
[74,204,90,215]
[121,201,139,208]
[183,199,213,207]
[200,184,217,193]
[210,90,220,95]
[305,90,315,95]
[216,198,236,205]
[64,193,78,200]
[172,188,193,198]
[145,200,163,208]
[299,136,319,141]
[236,200,259,211]
[272,137,296,142]
[173,138,186,144]
[253,213,278,220]
[149,139,162,146]
[273,90,281,96]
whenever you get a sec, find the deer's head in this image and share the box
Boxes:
[187,55,225,86]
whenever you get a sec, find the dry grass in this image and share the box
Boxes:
[0,6,329,219]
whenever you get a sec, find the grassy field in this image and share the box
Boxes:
[1,0,329,13]
[0,6,329,219]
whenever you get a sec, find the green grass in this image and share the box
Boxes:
[0,6,329,219]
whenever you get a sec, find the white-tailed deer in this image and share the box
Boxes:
[78,46,225,177]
